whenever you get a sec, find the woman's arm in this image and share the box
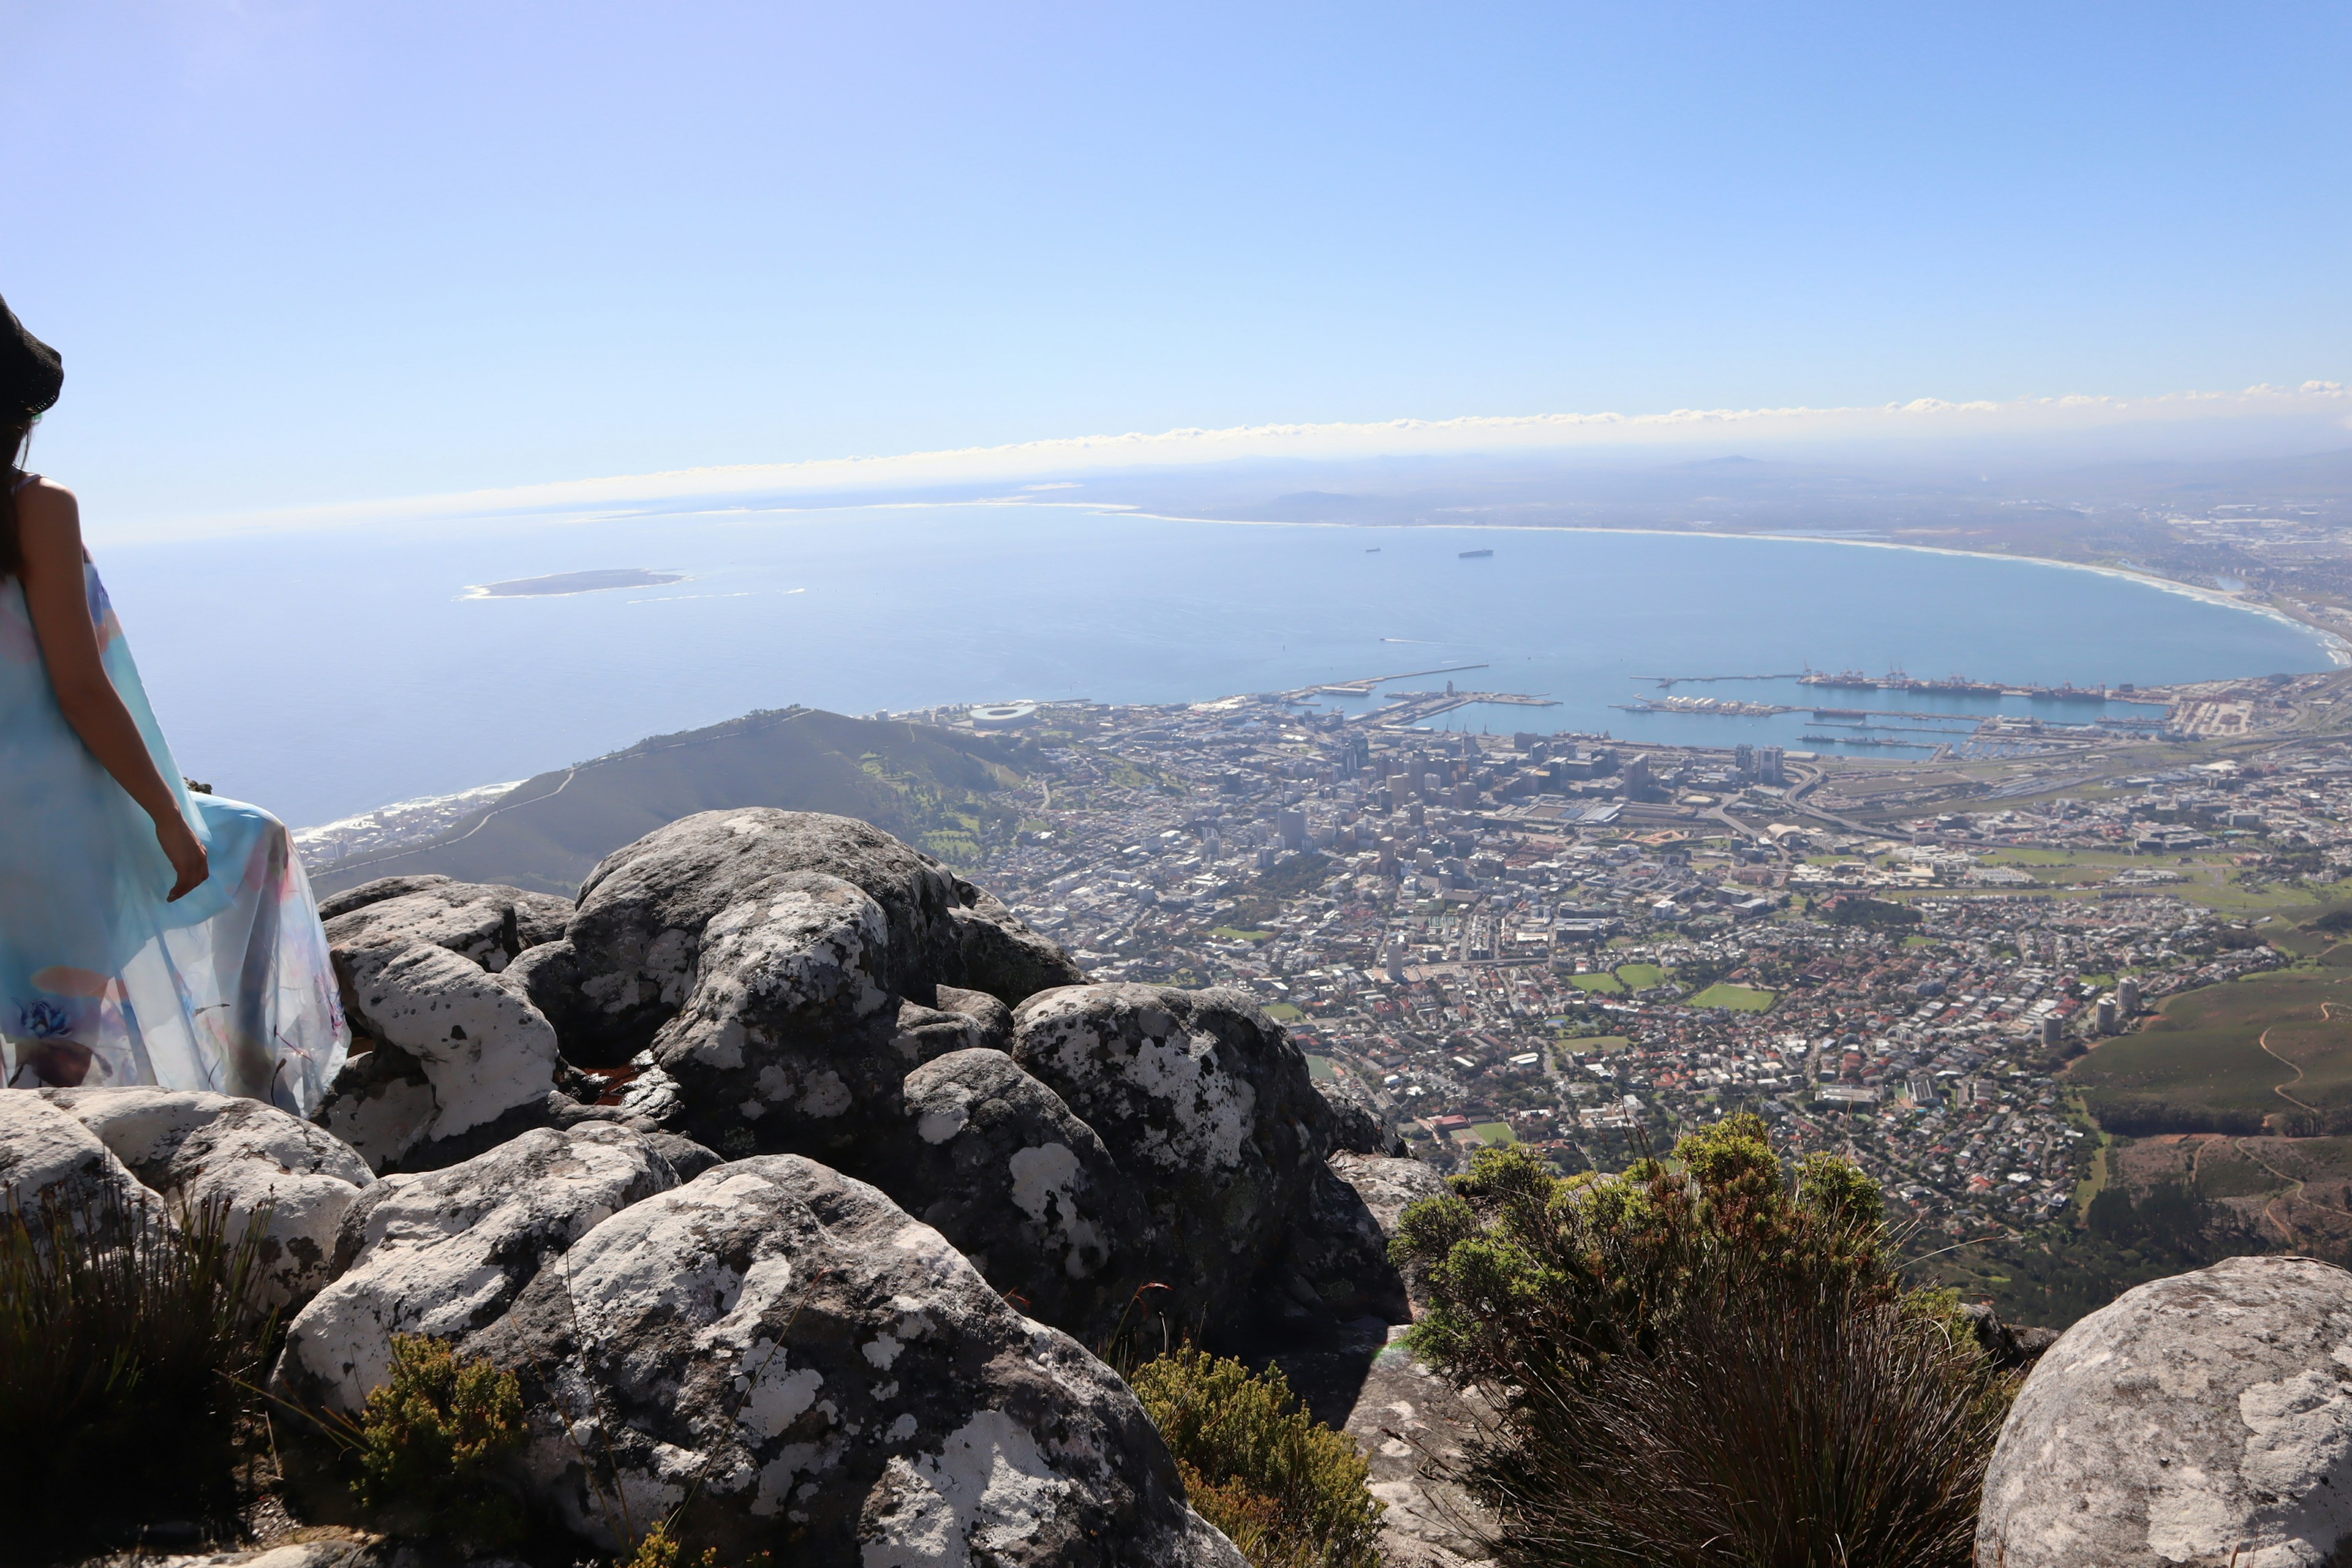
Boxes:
[15,480,209,900]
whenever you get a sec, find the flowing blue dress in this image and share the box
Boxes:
[0,475,347,1113]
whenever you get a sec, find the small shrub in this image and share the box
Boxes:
[353,1333,527,1544]
[0,1187,276,1563]
[1392,1117,2013,1567]
[1131,1348,1384,1568]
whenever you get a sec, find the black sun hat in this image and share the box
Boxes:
[0,293,62,420]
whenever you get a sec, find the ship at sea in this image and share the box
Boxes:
[1458,548,1493,559]
[1798,667,1885,690]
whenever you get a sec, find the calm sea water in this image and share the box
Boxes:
[91,504,2339,827]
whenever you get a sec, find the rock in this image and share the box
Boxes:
[1278,1159,1411,1327]
[886,1049,1149,1341]
[318,945,563,1167]
[466,1155,1243,1566]
[0,1091,157,1238]
[891,999,1003,1067]
[1343,1330,1500,1566]
[1313,1072,1400,1156]
[641,1131,725,1182]
[520,810,967,1066]
[946,880,1086,1008]
[935,984,1014,1048]
[273,1123,680,1417]
[325,879,573,981]
[1958,1299,2057,1373]
[1330,1152,1449,1243]
[1011,984,1334,1336]
[40,1087,374,1306]
[1977,1254,2352,1568]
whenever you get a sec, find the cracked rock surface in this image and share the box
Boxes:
[42,1087,373,1306]
[467,1153,1244,1567]
[1978,1254,2352,1568]
[273,1122,680,1415]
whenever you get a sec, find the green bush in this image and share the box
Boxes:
[353,1333,527,1544]
[1131,1348,1384,1568]
[1392,1117,2013,1567]
[0,1188,277,1563]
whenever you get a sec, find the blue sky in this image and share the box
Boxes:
[4,2,2347,526]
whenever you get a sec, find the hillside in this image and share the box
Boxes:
[306,707,1041,897]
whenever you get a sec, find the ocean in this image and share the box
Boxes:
[90,503,2340,828]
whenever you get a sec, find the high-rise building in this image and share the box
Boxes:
[1757,746,1785,785]
[1734,743,1755,778]
[1276,807,1307,853]
[2041,1014,2064,1049]
[2096,997,2119,1035]
[2119,975,2141,1016]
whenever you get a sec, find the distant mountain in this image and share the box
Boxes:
[306,707,1041,899]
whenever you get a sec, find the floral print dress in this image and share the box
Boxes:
[1,475,347,1112]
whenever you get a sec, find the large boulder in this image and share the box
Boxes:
[513,811,968,1066]
[1010,984,1336,1337]
[0,1091,157,1238]
[322,876,573,979]
[885,1048,1149,1342]
[467,1155,1244,1567]
[1977,1254,2352,1568]
[946,878,1087,1008]
[41,1087,373,1306]
[273,1123,680,1416]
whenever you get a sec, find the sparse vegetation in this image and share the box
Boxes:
[0,1189,277,1563]
[351,1333,528,1545]
[1131,1348,1384,1568]
[1393,1119,2013,1567]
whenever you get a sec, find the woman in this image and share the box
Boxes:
[1,294,346,1111]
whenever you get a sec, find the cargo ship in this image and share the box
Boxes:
[1458,548,1493,559]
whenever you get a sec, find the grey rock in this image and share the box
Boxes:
[1977,1254,2352,1568]
[934,984,1015,1048]
[0,1091,159,1240]
[1330,1152,1449,1242]
[1343,1330,1499,1566]
[42,1087,374,1306]
[641,1131,725,1182]
[521,810,967,1065]
[891,999,1003,1067]
[888,1048,1149,1341]
[947,879,1087,1008]
[1279,1159,1410,1326]
[1011,983,1335,1338]
[1314,1071,1400,1156]
[273,1123,680,1416]
[467,1154,1243,1566]
[325,880,573,982]
[315,945,564,1169]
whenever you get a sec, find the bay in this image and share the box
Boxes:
[92,503,2339,827]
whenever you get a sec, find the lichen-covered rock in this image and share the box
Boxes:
[0,1091,157,1236]
[518,810,968,1066]
[1278,1159,1410,1327]
[887,1048,1148,1341]
[315,943,564,1168]
[1314,1072,1400,1156]
[946,879,1086,1008]
[1331,1152,1449,1241]
[1343,1331,1499,1566]
[467,1154,1244,1566]
[891,996,1005,1067]
[273,1123,679,1415]
[323,876,572,979]
[41,1087,373,1306]
[1011,984,1334,1336]
[1977,1254,2352,1568]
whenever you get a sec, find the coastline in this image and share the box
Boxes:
[1060,505,2352,671]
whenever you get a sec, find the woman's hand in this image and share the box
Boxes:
[156,813,209,902]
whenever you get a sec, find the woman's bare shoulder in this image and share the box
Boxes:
[13,477,85,558]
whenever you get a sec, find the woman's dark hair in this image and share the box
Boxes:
[1,415,31,577]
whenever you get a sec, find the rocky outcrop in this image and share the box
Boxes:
[1976,1254,2352,1568]
[1314,1071,1403,1156]
[469,1155,1245,1566]
[887,1048,1150,1342]
[274,1123,680,1416]
[0,1091,156,1237]
[1343,1331,1499,1567]
[321,876,571,977]
[513,810,967,1065]
[40,1087,373,1306]
[947,877,1087,1007]
[317,877,582,1171]
[1011,983,1363,1337]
